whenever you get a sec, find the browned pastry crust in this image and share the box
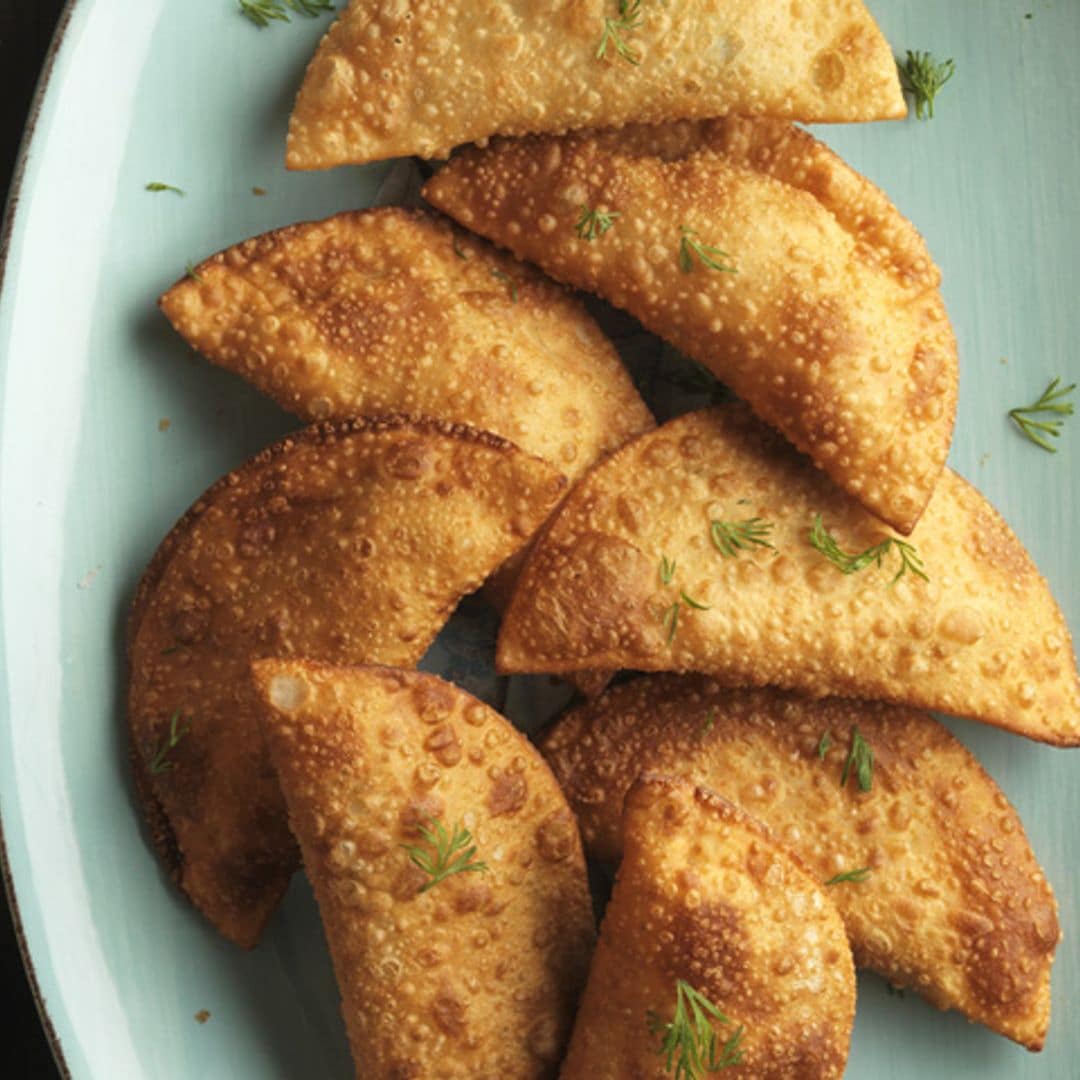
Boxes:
[128,415,565,947]
[159,207,653,486]
[560,773,855,1078]
[541,677,1061,1049]
[496,405,1080,746]
[254,660,595,1079]
[425,117,957,533]
[287,1,905,169]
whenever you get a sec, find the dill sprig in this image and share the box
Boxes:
[1008,377,1076,452]
[576,204,621,241]
[710,518,775,558]
[400,817,487,893]
[817,731,833,759]
[899,50,955,120]
[657,556,709,643]
[649,980,744,1079]
[659,555,677,585]
[826,867,873,886]
[149,710,192,775]
[490,268,518,302]
[145,182,185,196]
[680,591,709,611]
[238,0,334,26]
[840,728,873,793]
[663,601,681,643]
[679,227,736,274]
[596,0,643,65]
[809,514,928,587]
[699,708,717,737]
[185,261,204,284]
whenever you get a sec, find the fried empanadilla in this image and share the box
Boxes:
[541,677,1062,1049]
[128,416,566,948]
[560,774,854,1079]
[425,116,957,533]
[497,406,1080,746]
[253,661,595,1079]
[159,208,653,483]
[286,1,904,170]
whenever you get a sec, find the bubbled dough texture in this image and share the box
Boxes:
[560,775,854,1079]
[541,677,1061,1049]
[425,117,957,533]
[286,0,905,168]
[160,208,654,484]
[253,661,595,1080]
[128,417,566,948]
[497,406,1080,746]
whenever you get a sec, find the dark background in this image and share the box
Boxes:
[2,2,70,1076]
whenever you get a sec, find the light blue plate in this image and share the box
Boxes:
[0,1,1076,1076]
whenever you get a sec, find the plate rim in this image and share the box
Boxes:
[0,1,82,1076]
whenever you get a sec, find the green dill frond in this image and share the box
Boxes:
[663,601,680,643]
[648,979,744,1078]
[809,515,928,587]
[400,817,487,893]
[679,226,736,274]
[710,518,775,558]
[145,182,185,195]
[826,867,873,886]
[839,728,873,793]
[596,0,643,65]
[575,204,622,241]
[238,0,334,28]
[1008,377,1076,452]
[490,269,519,302]
[149,710,192,775]
[899,50,955,120]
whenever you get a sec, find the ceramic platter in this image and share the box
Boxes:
[0,1,1076,1076]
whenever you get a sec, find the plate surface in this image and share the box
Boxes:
[0,1,1077,1077]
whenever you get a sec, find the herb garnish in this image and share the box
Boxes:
[817,731,833,759]
[657,556,709,643]
[145,182,185,196]
[700,709,717,737]
[809,514,928,587]
[400,817,487,893]
[149,710,192,775]
[679,227,736,274]
[596,0,643,66]
[490,269,518,302]
[1008,377,1076,452]
[185,262,204,284]
[576,204,621,241]
[238,0,334,27]
[452,237,469,260]
[826,867,873,886]
[649,980,744,1078]
[840,728,873,792]
[898,50,955,120]
[709,518,775,558]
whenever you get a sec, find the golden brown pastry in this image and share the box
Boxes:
[560,773,855,1078]
[425,116,957,533]
[541,677,1062,1049]
[160,208,653,482]
[128,416,565,948]
[286,1,905,169]
[496,405,1080,746]
[253,661,595,1079]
